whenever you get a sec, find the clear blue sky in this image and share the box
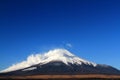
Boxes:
[0,0,120,70]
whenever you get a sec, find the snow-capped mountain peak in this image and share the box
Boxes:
[41,49,97,66]
[0,49,97,73]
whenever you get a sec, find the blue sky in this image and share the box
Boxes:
[0,0,120,70]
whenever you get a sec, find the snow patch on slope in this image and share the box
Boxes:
[0,49,97,73]
[22,67,37,71]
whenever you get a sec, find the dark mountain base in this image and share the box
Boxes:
[1,61,120,76]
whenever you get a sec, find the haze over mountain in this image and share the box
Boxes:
[0,49,120,76]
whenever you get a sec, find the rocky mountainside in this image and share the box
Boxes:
[0,49,120,76]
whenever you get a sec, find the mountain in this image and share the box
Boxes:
[0,49,120,76]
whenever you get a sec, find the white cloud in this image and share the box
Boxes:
[0,54,42,73]
[66,43,72,48]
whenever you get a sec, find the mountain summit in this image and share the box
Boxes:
[34,49,97,66]
[0,49,120,76]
